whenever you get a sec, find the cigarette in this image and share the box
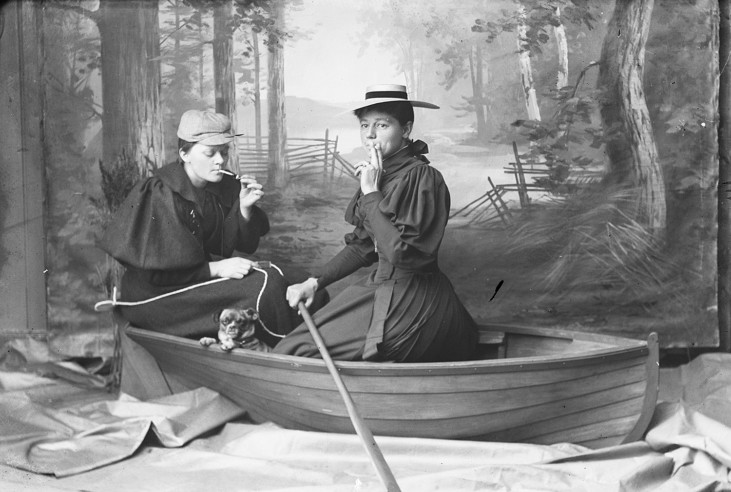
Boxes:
[218,169,251,182]
[217,169,238,178]
[217,169,260,190]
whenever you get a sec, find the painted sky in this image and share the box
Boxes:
[283,0,408,103]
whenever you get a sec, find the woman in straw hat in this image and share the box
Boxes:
[275,85,478,362]
[99,109,327,346]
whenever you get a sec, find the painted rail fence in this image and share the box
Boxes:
[236,130,356,182]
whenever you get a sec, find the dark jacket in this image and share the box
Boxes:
[99,162,269,289]
[273,140,476,362]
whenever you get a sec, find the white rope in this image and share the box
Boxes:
[94,262,288,339]
[94,277,230,312]
[251,263,286,339]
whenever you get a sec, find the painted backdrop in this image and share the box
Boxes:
[30,0,719,353]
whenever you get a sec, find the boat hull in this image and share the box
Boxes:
[125,324,658,449]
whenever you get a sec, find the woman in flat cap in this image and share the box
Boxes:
[275,85,478,362]
[99,110,327,346]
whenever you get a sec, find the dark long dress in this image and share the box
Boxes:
[99,162,326,345]
[273,140,477,362]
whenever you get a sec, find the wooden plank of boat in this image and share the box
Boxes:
[124,323,659,449]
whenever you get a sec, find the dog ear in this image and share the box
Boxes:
[212,310,223,324]
[244,308,259,321]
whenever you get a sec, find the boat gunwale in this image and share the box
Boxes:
[126,323,655,377]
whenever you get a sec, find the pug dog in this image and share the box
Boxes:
[199,308,270,352]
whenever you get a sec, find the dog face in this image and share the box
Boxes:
[215,308,259,342]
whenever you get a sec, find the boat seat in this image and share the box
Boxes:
[476,327,505,345]
[474,326,505,359]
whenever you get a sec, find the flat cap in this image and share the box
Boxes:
[177,110,242,145]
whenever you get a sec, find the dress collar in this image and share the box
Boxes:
[344,139,431,226]
[382,139,430,177]
[378,140,430,187]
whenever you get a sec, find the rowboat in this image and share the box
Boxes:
[124,323,659,449]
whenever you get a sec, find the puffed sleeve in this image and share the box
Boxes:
[313,227,378,289]
[359,164,450,270]
[98,177,206,270]
[212,174,270,256]
[218,204,270,256]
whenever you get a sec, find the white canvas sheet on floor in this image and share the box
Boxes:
[1,354,731,491]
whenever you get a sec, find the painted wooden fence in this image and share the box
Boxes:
[449,176,513,227]
[503,141,603,206]
[236,130,356,182]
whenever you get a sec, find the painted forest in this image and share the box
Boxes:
[0,0,722,364]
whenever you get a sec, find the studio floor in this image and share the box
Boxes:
[1,346,731,491]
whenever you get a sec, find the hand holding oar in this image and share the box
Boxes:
[298,302,401,492]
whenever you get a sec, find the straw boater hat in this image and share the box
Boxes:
[350,84,439,111]
[177,109,243,146]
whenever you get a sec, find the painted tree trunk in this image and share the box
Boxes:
[718,0,731,351]
[598,0,666,233]
[199,21,205,99]
[470,44,489,141]
[99,0,164,176]
[554,7,569,90]
[252,29,263,152]
[402,41,423,100]
[267,0,288,187]
[174,0,180,55]
[416,54,425,100]
[0,0,48,333]
[213,0,239,172]
[517,5,541,121]
[401,41,415,97]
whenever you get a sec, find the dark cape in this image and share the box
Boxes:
[101,161,268,274]
[273,140,478,362]
[99,162,326,344]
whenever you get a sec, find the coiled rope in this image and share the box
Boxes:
[94,262,287,339]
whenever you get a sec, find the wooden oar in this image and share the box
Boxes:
[298,302,401,492]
